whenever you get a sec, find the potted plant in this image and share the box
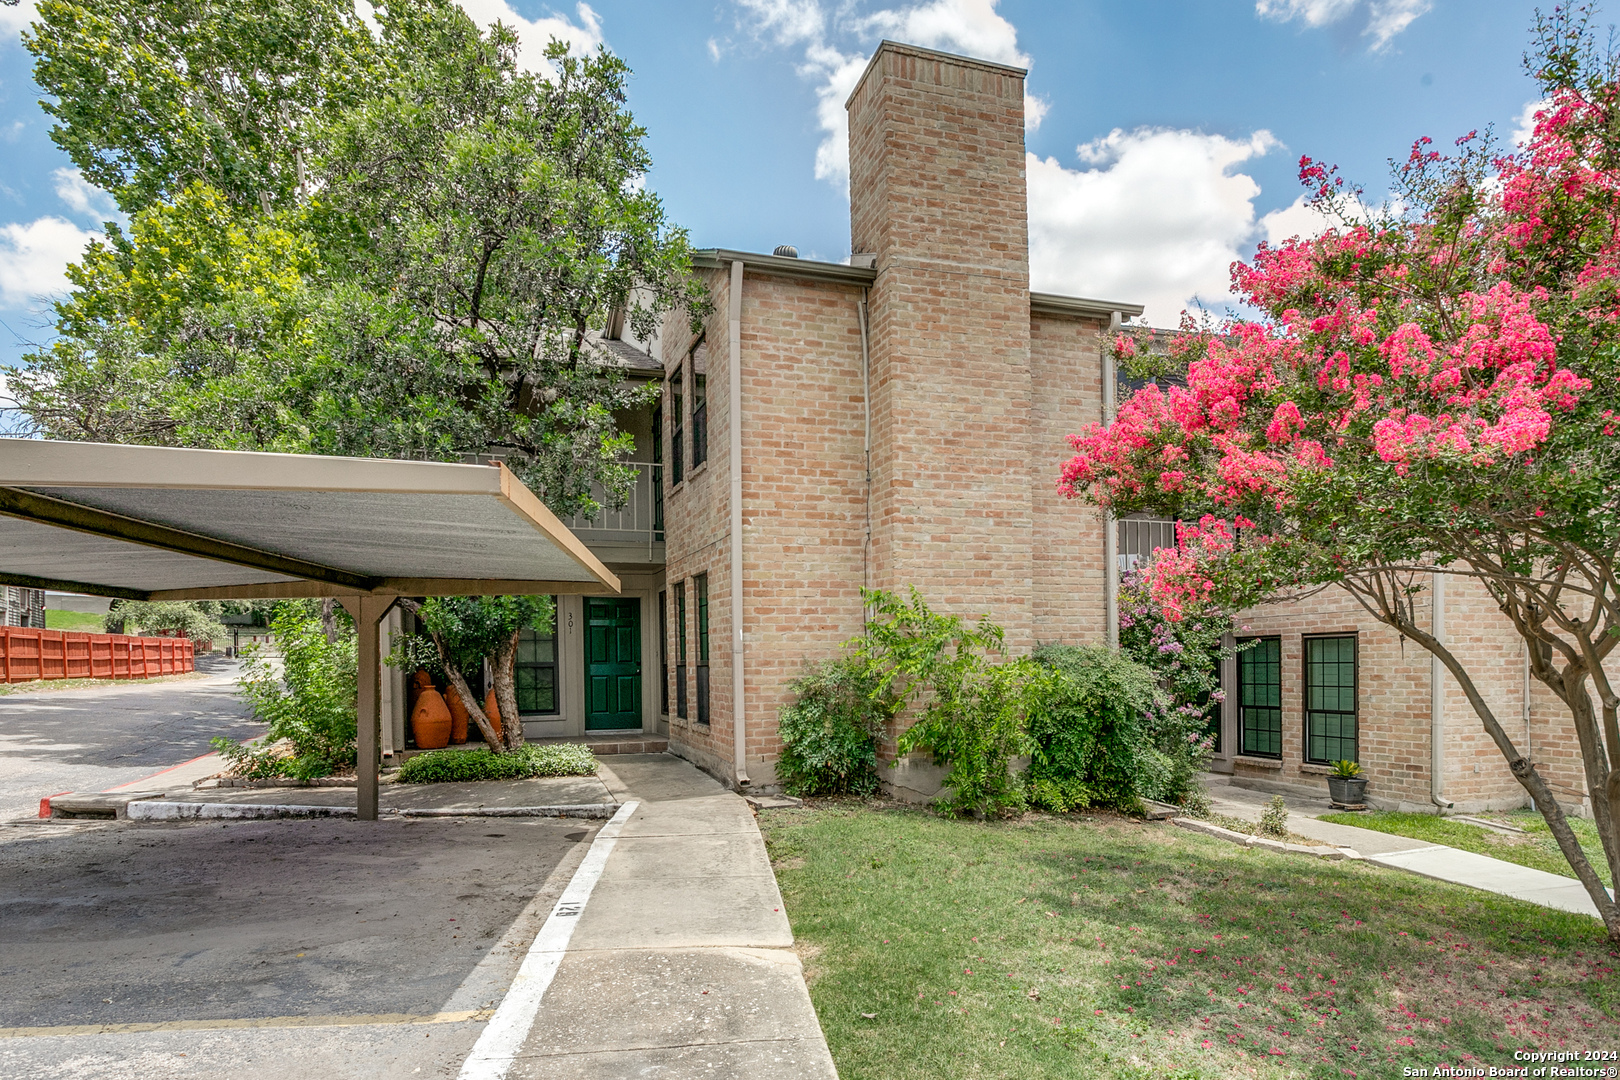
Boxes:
[1326,759,1368,806]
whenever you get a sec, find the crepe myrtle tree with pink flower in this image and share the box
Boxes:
[1060,7,1620,938]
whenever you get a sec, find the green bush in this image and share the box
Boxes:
[859,587,1033,818]
[1024,643,1160,814]
[215,601,357,779]
[398,742,597,783]
[776,659,884,797]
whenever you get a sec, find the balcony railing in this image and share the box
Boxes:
[1117,516,1178,574]
[563,461,665,559]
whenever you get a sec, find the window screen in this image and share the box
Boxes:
[1305,636,1358,764]
[1238,637,1282,758]
[515,603,559,714]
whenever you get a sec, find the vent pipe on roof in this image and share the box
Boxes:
[773,245,798,258]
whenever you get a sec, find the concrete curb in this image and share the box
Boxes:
[122,800,622,821]
[127,800,356,821]
[1172,816,1359,861]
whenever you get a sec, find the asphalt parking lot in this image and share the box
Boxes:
[0,814,594,1078]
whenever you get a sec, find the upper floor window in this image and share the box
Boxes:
[670,366,685,486]
[692,374,708,469]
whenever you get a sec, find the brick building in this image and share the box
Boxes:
[479,37,1583,816]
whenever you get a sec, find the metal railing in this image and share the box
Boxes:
[1117,516,1179,574]
[563,461,665,557]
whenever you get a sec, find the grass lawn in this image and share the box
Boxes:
[760,803,1618,1080]
[43,609,105,631]
[1319,811,1613,888]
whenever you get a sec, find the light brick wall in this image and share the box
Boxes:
[1233,575,1590,815]
[849,42,1037,654]
[1031,315,1109,646]
[657,43,1114,789]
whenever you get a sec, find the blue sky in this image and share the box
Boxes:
[0,0,1549,374]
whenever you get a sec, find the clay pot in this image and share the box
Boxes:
[445,687,470,744]
[412,669,434,688]
[484,690,503,745]
[410,689,453,750]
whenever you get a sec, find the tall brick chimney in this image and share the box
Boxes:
[846,41,1034,650]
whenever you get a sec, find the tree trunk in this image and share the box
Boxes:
[319,598,340,646]
[491,630,523,751]
[1347,586,1620,941]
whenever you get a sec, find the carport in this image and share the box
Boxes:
[0,438,619,819]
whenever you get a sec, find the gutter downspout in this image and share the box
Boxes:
[729,259,749,788]
[1103,311,1122,649]
[1431,569,1453,810]
[858,290,872,623]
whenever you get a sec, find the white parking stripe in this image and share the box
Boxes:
[456,799,638,1080]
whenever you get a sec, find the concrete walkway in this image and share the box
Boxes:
[1203,775,1611,919]
[495,754,836,1079]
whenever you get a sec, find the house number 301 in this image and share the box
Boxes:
[567,611,575,632]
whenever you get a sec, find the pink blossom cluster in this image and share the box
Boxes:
[1058,73,1618,619]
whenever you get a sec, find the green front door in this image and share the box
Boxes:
[585,597,641,730]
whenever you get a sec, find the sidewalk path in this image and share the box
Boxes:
[495,754,837,1079]
[1203,775,1610,919]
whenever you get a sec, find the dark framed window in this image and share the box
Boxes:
[695,573,710,725]
[692,373,708,469]
[1305,635,1358,764]
[675,581,688,719]
[671,368,684,486]
[515,602,560,715]
[658,590,670,716]
[1238,636,1282,758]
[651,400,664,535]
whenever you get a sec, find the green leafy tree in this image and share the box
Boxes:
[222,600,357,778]
[104,599,228,644]
[398,595,554,753]
[26,0,378,213]
[11,0,706,516]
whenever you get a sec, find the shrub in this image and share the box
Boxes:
[398,742,597,783]
[776,659,884,797]
[215,601,356,779]
[1024,643,1160,814]
[1117,570,1240,804]
[1258,795,1290,839]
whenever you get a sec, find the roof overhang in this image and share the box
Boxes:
[691,249,1145,319]
[0,440,619,601]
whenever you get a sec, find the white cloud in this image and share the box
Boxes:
[1,0,38,39]
[456,0,604,76]
[52,169,120,221]
[0,216,95,310]
[1257,193,1331,246]
[735,0,1044,192]
[1511,97,1550,147]
[1256,0,1430,52]
[1027,128,1281,326]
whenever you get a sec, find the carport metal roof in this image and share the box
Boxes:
[0,439,619,600]
[0,439,620,821]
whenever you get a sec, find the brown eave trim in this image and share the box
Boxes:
[691,249,876,286]
[1030,292,1146,320]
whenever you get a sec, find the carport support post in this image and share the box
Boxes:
[339,596,396,821]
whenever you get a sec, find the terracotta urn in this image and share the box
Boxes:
[410,688,453,750]
[445,687,471,744]
[484,690,503,745]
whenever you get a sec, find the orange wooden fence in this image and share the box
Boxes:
[0,627,195,683]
